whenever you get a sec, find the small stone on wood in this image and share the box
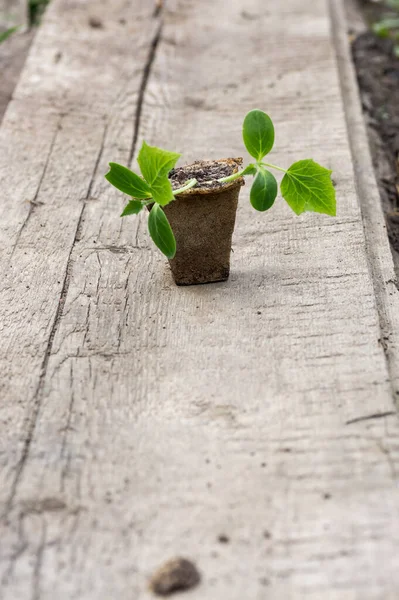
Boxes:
[88,16,103,28]
[149,557,200,596]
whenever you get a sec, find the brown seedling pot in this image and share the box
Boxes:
[163,158,244,286]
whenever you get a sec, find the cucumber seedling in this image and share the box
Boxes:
[105,109,336,259]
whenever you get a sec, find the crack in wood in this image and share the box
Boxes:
[117,259,132,352]
[32,518,46,600]
[345,411,397,425]
[60,362,76,492]
[1,511,28,591]
[128,14,163,166]
[9,121,60,261]
[153,0,163,19]
[1,124,109,521]
[90,245,137,254]
[387,278,399,293]
[81,301,92,350]
[375,439,397,481]
[95,250,102,300]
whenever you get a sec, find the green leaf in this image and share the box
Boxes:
[250,168,278,212]
[0,26,19,44]
[148,204,176,259]
[372,17,399,39]
[281,159,336,217]
[105,163,152,199]
[372,22,390,38]
[121,200,143,217]
[138,142,180,184]
[149,176,176,207]
[242,110,275,161]
[374,17,399,31]
[138,142,180,206]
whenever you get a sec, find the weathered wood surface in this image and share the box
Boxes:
[1,0,399,598]
[0,0,27,28]
[0,30,35,123]
[345,0,366,36]
[344,0,399,278]
[0,0,32,123]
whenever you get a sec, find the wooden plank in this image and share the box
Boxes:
[0,0,27,29]
[0,30,35,124]
[344,0,366,36]
[1,0,399,599]
[0,0,159,557]
[0,0,31,121]
[332,0,399,390]
[343,0,399,276]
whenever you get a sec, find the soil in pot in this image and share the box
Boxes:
[162,157,244,286]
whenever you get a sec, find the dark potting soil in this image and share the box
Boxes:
[352,32,399,253]
[169,160,238,191]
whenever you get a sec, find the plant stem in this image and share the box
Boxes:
[261,162,287,173]
[218,162,287,184]
[173,178,198,195]
[217,168,248,184]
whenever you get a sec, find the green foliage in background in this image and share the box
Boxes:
[0,25,19,43]
[0,0,50,44]
[372,0,399,57]
[29,0,50,25]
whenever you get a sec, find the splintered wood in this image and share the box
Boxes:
[0,0,399,598]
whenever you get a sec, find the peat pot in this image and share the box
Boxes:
[164,157,244,285]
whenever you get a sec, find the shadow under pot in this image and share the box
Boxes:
[159,157,244,286]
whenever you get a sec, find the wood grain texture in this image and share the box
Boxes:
[1,0,399,598]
